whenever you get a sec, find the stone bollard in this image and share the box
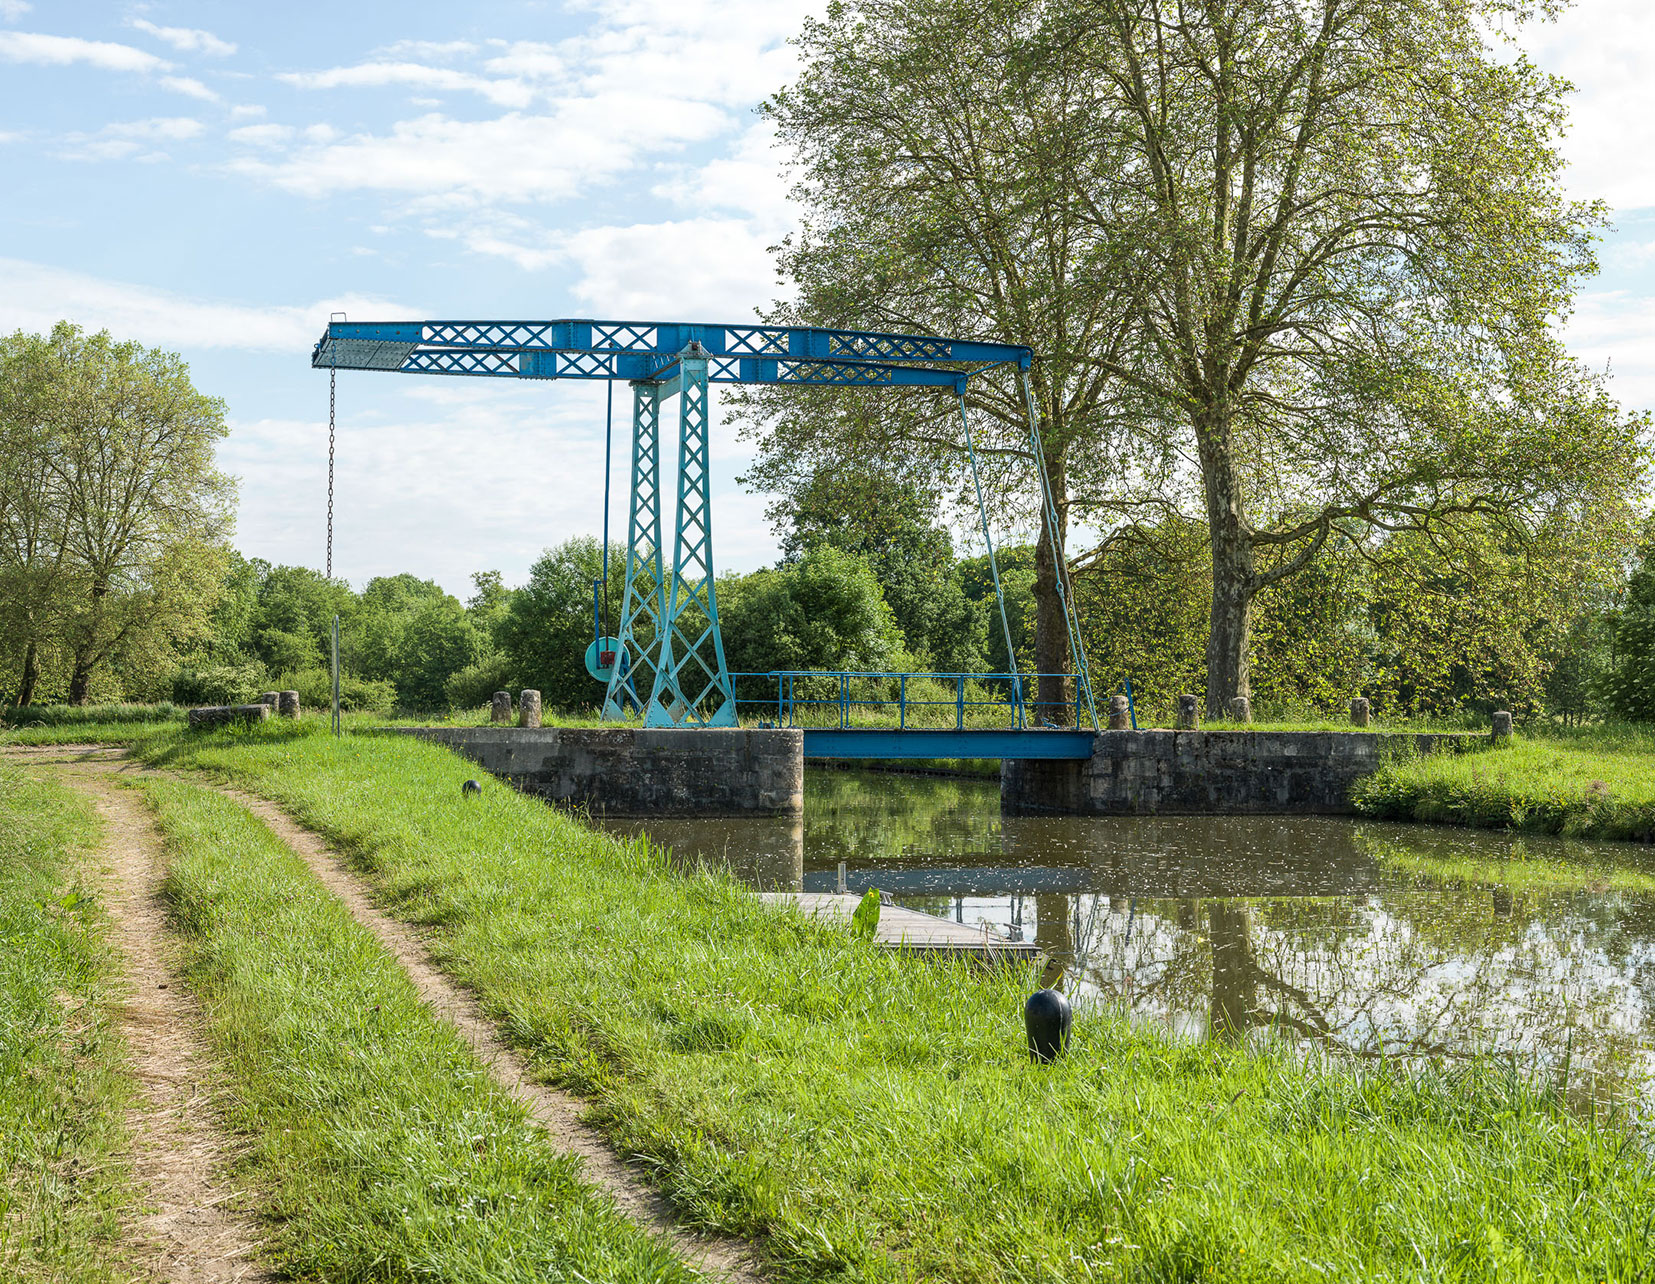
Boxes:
[1228,695,1252,723]
[259,691,279,710]
[1175,694,1200,730]
[1350,697,1370,728]
[518,689,542,729]
[1491,710,1513,744]
[278,690,301,719]
[491,691,513,724]
[1107,694,1131,730]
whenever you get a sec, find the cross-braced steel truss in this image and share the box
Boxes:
[602,383,666,720]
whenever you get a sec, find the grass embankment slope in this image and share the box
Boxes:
[140,723,1654,1282]
[1355,725,1655,843]
[0,760,135,1281]
[136,773,703,1283]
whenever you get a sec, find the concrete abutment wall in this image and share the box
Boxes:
[1002,729,1488,816]
[398,727,805,817]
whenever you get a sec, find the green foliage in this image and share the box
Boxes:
[494,538,615,710]
[958,546,1035,675]
[1602,544,1655,721]
[776,471,986,671]
[1,323,235,705]
[719,545,905,676]
[443,651,518,713]
[170,660,268,706]
[273,666,395,715]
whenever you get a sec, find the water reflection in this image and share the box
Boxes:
[606,767,1655,1106]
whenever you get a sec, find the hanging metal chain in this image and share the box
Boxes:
[326,367,336,580]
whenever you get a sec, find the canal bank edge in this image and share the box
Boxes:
[1001,729,1490,816]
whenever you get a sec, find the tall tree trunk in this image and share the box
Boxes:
[16,639,40,707]
[67,652,94,705]
[1032,471,1071,725]
[1197,402,1257,720]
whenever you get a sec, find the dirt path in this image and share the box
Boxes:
[212,780,767,1284]
[5,745,765,1284]
[4,746,270,1283]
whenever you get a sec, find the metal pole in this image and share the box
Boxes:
[602,380,613,634]
[330,614,340,736]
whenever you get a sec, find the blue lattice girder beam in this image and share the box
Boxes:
[312,318,1031,380]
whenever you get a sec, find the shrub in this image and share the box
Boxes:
[171,661,268,706]
[443,652,517,713]
[274,667,396,715]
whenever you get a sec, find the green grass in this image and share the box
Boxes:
[136,722,1655,1282]
[1353,728,1655,842]
[134,772,704,1283]
[0,761,136,1282]
[1,703,185,745]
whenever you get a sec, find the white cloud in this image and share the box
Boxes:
[232,104,725,202]
[229,103,267,119]
[160,74,218,101]
[227,123,294,148]
[279,61,534,109]
[1523,0,1655,213]
[1566,290,1655,416]
[0,30,170,73]
[373,39,479,61]
[0,258,404,353]
[558,217,783,318]
[58,116,205,162]
[128,18,236,57]
[0,0,30,22]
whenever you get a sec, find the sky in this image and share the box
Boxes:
[1,0,1653,598]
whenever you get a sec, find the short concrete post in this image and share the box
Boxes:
[1228,695,1251,723]
[518,689,542,729]
[1350,697,1370,728]
[1107,694,1131,730]
[491,691,513,724]
[1491,710,1512,744]
[259,691,279,710]
[277,690,300,719]
[1175,694,1200,730]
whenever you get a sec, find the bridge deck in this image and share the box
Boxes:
[800,728,1094,760]
[756,892,1042,962]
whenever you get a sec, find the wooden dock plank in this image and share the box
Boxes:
[756,891,1042,962]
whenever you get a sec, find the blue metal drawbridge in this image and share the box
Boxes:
[312,317,1099,746]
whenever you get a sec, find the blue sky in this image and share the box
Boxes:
[1,0,1652,597]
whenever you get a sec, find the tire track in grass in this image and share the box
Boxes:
[211,779,767,1284]
[15,753,271,1283]
[56,744,765,1284]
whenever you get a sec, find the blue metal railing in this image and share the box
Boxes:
[727,671,1099,731]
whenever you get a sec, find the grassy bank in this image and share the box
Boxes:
[140,723,1655,1281]
[0,762,135,1281]
[1353,726,1655,842]
[134,772,702,1283]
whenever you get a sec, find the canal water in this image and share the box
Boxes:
[602,766,1655,1106]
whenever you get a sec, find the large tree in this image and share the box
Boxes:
[760,0,1647,719]
[1,324,234,704]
